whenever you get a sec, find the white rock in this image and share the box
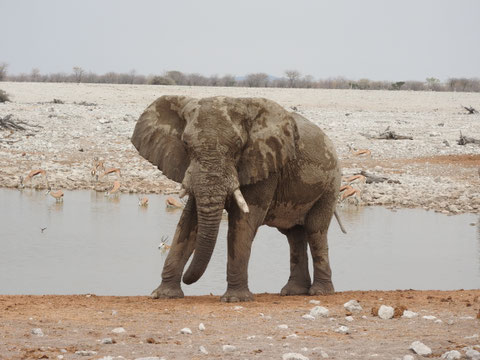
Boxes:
[282,353,309,360]
[287,334,299,339]
[180,327,192,335]
[223,345,236,352]
[233,306,243,310]
[101,337,114,344]
[344,299,363,312]
[75,350,98,356]
[278,324,289,329]
[312,347,329,358]
[335,326,350,334]
[57,356,64,360]
[199,345,208,354]
[403,356,414,360]
[309,300,321,305]
[410,341,432,356]
[422,315,437,320]
[247,335,256,340]
[302,314,315,320]
[441,350,462,359]
[465,349,480,359]
[134,358,164,360]
[378,305,394,319]
[198,323,205,331]
[310,306,329,318]
[31,328,44,336]
[111,327,126,334]
[345,316,354,322]
[402,310,418,318]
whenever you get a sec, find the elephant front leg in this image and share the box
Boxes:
[152,198,197,299]
[280,226,311,296]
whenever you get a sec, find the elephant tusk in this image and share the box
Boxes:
[178,188,188,198]
[334,209,347,234]
[233,189,249,213]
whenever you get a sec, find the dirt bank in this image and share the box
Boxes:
[1,291,479,359]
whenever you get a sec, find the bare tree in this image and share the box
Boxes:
[165,70,187,85]
[30,68,41,82]
[285,70,301,87]
[73,66,85,83]
[0,63,8,81]
[244,73,269,87]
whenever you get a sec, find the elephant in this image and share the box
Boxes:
[131,95,342,302]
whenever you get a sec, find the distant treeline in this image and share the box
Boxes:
[1,64,479,92]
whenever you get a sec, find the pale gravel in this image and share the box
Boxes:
[0,82,479,213]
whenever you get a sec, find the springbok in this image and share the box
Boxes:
[158,235,171,254]
[138,197,149,206]
[105,180,121,196]
[22,169,49,188]
[342,174,366,184]
[165,196,183,208]
[100,168,122,179]
[46,188,64,202]
[91,157,106,179]
[339,185,361,202]
[353,149,371,157]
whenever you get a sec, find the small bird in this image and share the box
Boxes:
[105,180,121,196]
[165,196,183,208]
[46,188,64,202]
[138,197,149,206]
[40,227,47,233]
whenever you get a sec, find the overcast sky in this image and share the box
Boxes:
[1,0,479,81]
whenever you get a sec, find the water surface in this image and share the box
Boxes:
[0,189,478,295]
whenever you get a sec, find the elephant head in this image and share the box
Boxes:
[131,96,299,284]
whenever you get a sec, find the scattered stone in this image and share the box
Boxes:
[465,349,480,359]
[310,306,329,318]
[247,335,256,340]
[422,315,437,320]
[309,300,321,305]
[112,327,126,334]
[134,357,164,360]
[302,314,315,320]
[335,326,350,334]
[199,345,208,354]
[75,350,98,356]
[287,334,299,339]
[441,350,462,359]
[402,310,418,318]
[31,328,44,336]
[403,355,414,360]
[180,328,192,335]
[344,300,363,312]
[233,306,243,310]
[345,316,354,322]
[278,324,289,329]
[223,345,236,352]
[198,322,205,331]
[101,337,114,344]
[282,353,309,360]
[378,305,394,319]
[112,310,118,316]
[409,341,432,356]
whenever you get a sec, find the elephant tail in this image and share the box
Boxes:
[334,210,347,234]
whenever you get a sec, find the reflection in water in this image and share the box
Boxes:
[0,188,479,296]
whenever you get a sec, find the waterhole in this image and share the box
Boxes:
[0,189,478,295]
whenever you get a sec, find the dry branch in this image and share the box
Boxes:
[362,126,413,140]
[462,105,478,115]
[358,170,401,184]
[458,132,480,145]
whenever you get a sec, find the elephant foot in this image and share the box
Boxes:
[151,283,184,299]
[309,281,335,296]
[280,281,310,296]
[220,288,254,302]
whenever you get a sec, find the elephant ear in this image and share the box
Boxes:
[131,95,193,183]
[237,98,299,185]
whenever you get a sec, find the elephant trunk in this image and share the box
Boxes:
[182,192,226,285]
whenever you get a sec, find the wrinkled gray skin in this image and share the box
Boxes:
[131,96,341,302]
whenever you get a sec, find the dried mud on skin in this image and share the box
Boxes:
[0,291,479,359]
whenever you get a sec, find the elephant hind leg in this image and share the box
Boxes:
[280,225,311,296]
[304,192,337,296]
